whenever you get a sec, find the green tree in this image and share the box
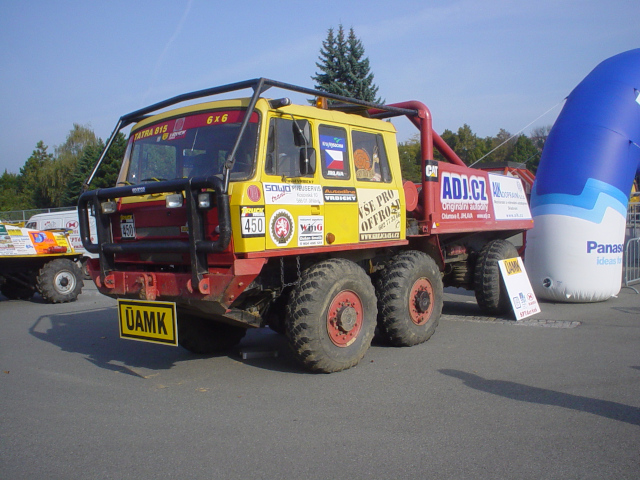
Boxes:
[509,135,541,172]
[46,124,99,206]
[483,129,516,164]
[312,25,381,102]
[397,134,422,182]
[434,124,488,165]
[20,140,54,208]
[0,170,30,211]
[63,133,126,205]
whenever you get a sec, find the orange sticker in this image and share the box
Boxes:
[354,148,371,169]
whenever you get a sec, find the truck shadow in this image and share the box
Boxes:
[29,307,198,377]
[439,369,640,426]
[28,306,305,376]
[1,292,48,304]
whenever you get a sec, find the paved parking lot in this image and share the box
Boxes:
[1,283,639,479]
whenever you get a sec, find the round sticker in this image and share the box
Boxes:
[269,209,294,246]
[354,148,371,169]
[247,185,261,202]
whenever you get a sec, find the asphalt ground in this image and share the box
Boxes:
[1,282,639,479]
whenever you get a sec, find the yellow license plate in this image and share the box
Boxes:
[118,299,178,346]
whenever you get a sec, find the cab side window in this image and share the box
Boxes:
[265,117,315,177]
[319,125,350,180]
[351,130,392,183]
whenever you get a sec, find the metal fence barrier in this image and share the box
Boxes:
[0,206,76,225]
[624,203,640,293]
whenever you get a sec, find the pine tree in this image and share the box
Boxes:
[20,141,54,208]
[312,25,381,103]
[63,133,126,206]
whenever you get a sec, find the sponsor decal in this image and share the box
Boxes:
[354,147,382,181]
[131,111,259,144]
[440,172,489,217]
[358,189,401,241]
[323,186,357,203]
[488,174,532,220]
[247,184,262,202]
[503,258,522,275]
[240,206,266,238]
[0,225,45,254]
[425,160,439,182]
[263,183,324,205]
[321,135,347,178]
[27,230,70,254]
[269,209,295,246]
[586,241,623,254]
[133,123,168,141]
[298,216,324,246]
[586,240,623,266]
[43,220,59,229]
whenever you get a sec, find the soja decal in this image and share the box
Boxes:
[269,209,295,247]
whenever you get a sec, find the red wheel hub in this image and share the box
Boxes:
[409,278,433,325]
[326,290,364,347]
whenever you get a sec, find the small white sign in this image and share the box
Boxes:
[498,256,540,320]
[489,174,532,221]
[263,183,324,205]
[298,216,324,247]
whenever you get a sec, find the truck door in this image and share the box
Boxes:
[351,129,402,243]
[262,116,324,250]
[317,124,360,245]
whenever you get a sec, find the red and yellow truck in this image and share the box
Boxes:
[79,79,533,372]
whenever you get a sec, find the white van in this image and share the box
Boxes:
[26,209,97,276]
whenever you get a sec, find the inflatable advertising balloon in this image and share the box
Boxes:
[525,48,640,302]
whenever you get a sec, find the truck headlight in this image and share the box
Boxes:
[101,201,117,214]
[166,193,184,208]
[197,193,212,209]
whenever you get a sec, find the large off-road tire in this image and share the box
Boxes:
[286,258,377,373]
[37,258,83,303]
[177,314,246,354]
[1,281,35,300]
[474,239,519,315]
[375,250,443,347]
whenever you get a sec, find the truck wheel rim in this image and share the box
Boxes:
[326,290,363,347]
[55,271,76,294]
[409,278,433,325]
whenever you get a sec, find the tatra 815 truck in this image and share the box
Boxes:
[79,78,533,372]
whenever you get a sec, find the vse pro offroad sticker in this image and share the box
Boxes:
[357,189,401,241]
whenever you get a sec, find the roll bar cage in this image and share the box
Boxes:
[78,78,469,284]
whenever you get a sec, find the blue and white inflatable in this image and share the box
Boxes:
[525,49,640,302]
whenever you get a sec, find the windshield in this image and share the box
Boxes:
[120,109,259,185]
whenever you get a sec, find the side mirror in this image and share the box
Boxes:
[299,148,316,176]
[292,120,311,147]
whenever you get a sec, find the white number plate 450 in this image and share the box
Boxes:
[120,214,135,239]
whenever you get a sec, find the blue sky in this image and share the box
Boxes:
[1,0,638,174]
